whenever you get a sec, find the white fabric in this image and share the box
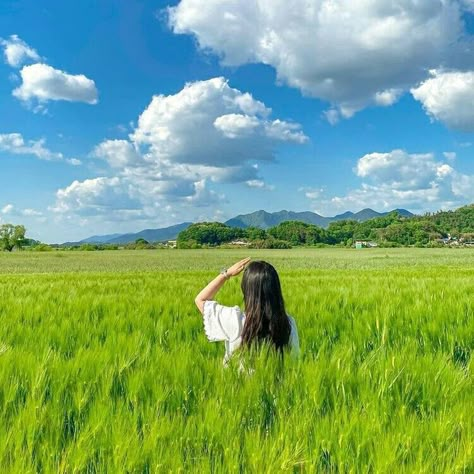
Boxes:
[203,300,300,364]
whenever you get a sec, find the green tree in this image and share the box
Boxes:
[132,238,155,249]
[326,220,358,245]
[0,224,26,252]
[177,222,245,246]
[245,227,267,241]
[268,221,326,245]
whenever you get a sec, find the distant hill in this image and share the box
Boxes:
[63,208,414,245]
[80,233,123,244]
[225,210,329,229]
[225,208,413,229]
[105,223,192,244]
[63,222,192,246]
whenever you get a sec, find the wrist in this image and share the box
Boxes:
[220,268,230,279]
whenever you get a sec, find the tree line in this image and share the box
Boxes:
[1,204,472,251]
[177,205,474,248]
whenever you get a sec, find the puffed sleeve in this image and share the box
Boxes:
[202,300,243,342]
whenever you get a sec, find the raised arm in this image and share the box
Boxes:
[194,257,251,314]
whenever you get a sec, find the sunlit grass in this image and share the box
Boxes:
[0,249,473,472]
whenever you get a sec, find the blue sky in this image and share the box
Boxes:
[1,0,473,243]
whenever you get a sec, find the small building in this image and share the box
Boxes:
[355,240,378,249]
[230,240,250,246]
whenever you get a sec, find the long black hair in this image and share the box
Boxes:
[240,261,291,352]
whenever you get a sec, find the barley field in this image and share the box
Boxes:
[0,249,473,473]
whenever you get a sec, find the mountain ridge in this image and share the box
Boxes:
[63,208,413,245]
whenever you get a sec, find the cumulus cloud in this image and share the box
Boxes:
[307,150,474,214]
[374,89,403,107]
[13,63,98,106]
[1,35,98,109]
[1,35,41,67]
[131,77,306,166]
[214,114,260,138]
[0,132,80,164]
[355,150,450,191]
[93,140,144,169]
[411,70,474,132]
[169,0,469,116]
[0,204,44,220]
[184,179,224,207]
[51,177,142,216]
[54,77,306,219]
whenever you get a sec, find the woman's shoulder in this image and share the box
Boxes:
[204,300,243,315]
[203,300,244,342]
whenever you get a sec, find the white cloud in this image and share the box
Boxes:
[323,109,341,126]
[1,35,41,67]
[299,187,324,200]
[131,77,306,166]
[355,150,450,191]
[452,173,474,198]
[1,35,98,109]
[0,204,44,220]
[170,0,467,116]
[1,204,14,214]
[264,120,308,144]
[411,70,474,132]
[214,114,260,138]
[307,150,474,214]
[67,158,82,166]
[22,209,43,217]
[443,152,457,161]
[93,140,143,168]
[0,132,78,164]
[13,63,98,106]
[374,89,403,107]
[54,77,306,220]
[51,177,142,216]
[245,179,275,191]
[184,179,224,207]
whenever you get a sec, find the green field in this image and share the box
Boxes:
[0,249,473,472]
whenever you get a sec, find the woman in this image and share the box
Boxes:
[195,257,299,364]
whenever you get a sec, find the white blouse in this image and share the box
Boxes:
[203,300,300,364]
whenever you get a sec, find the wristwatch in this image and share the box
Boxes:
[220,268,229,279]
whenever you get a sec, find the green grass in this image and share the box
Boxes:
[0,249,473,472]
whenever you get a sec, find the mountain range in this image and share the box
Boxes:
[225,208,413,229]
[62,223,192,246]
[64,208,413,245]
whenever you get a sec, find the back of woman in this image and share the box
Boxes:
[195,258,299,365]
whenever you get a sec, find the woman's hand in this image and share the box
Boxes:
[226,257,251,277]
[194,257,251,314]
